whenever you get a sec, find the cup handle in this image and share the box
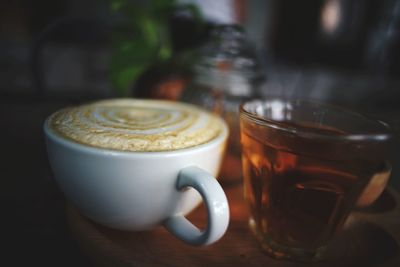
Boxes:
[163,166,230,246]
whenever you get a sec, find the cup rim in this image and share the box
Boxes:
[43,116,229,158]
[240,98,394,143]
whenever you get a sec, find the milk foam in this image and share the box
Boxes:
[48,99,225,152]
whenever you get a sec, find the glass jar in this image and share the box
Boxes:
[180,25,266,183]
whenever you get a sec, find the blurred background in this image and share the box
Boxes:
[1,0,400,104]
[1,0,400,265]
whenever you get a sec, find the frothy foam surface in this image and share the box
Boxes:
[48,99,225,152]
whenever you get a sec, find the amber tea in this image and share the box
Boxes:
[240,99,392,261]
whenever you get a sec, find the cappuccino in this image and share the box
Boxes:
[47,99,225,152]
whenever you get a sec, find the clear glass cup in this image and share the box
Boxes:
[239,99,394,261]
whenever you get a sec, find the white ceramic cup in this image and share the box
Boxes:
[44,117,229,246]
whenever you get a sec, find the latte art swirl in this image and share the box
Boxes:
[48,99,225,152]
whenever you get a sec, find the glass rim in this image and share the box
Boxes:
[239,99,394,143]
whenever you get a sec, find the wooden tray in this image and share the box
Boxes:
[67,185,400,267]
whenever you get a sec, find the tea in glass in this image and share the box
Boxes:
[240,99,393,261]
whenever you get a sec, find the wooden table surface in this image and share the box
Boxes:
[2,97,400,266]
[67,184,400,267]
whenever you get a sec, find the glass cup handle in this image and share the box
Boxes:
[163,166,230,246]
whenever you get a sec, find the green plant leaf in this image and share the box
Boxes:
[109,64,148,96]
[108,0,203,95]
